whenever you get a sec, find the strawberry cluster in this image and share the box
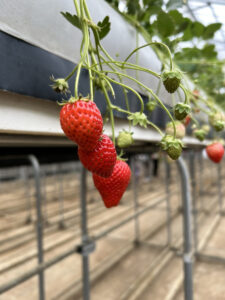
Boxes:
[60,98,131,208]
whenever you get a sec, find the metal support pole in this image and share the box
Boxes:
[198,152,204,211]
[217,163,223,215]
[189,151,198,252]
[58,164,65,229]
[21,166,32,224]
[176,157,193,300]
[28,155,45,300]
[131,156,140,244]
[41,169,48,225]
[80,166,90,300]
[164,159,172,246]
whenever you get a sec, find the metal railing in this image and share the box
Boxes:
[0,152,224,300]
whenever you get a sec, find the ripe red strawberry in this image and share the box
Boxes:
[78,134,117,178]
[183,115,191,127]
[193,89,199,100]
[60,99,103,150]
[206,142,224,163]
[93,160,131,208]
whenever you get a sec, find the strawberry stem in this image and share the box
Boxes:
[123,42,173,71]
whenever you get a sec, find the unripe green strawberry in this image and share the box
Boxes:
[174,103,191,121]
[209,112,225,131]
[194,129,206,141]
[146,100,156,112]
[167,143,182,160]
[160,135,183,160]
[165,121,186,139]
[51,77,69,93]
[214,121,225,132]
[162,70,182,93]
[201,124,210,133]
[117,131,134,148]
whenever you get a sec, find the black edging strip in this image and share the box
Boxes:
[0,30,168,129]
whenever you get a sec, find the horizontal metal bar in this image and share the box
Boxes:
[188,0,225,5]
[94,198,165,241]
[0,191,163,294]
[0,246,76,294]
[196,253,225,265]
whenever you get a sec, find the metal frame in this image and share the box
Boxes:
[177,157,193,300]
[0,152,213,300]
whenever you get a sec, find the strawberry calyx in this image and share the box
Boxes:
[58,97,92,106]
[50,76,69,94]
[174,103,191,121]
[117,150,128,162]
[161,69,182,93]
[127,112,148,128]
[117,130,134,148]
[68,97,91,104]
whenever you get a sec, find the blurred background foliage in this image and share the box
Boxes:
[105,0,225,108]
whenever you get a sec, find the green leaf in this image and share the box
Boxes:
[105,0,119,8]
[182,26,193,41]
[166,0,183,10]
[61,12,81,30]
[126,0,140,15]
[202,44,217,59]
[157,11,174,37]
[191,21,205,37]
[203,23,222,39]
[143,0,163,7]
[169,10,190,34]
[97,16,111,40]
[168,10,183,24]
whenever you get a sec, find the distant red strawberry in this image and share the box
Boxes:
[206,142,224,163]
[193,89,199,100]
[78,134,117,178]
[93,160,131,208]
[183,115,191,127]
[60,99,103,150]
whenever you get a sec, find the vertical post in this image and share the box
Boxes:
[189,151,198,252]
[164,159,172,247]
[42,168,48,225]
[198,151,204,211]
[176,157,193,300]
[58,164,65,229]
[28,155,45,300]
[80,166,90,300]
[24,167,32,224]
[131,156,140,244]
[217,163,223,215]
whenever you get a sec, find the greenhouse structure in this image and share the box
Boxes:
[0,0,225,299]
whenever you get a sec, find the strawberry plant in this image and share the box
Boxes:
[52,0,225,206]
